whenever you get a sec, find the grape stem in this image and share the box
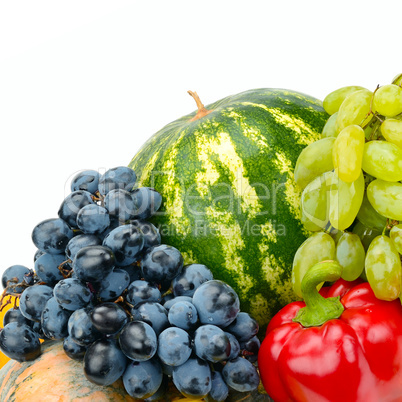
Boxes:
[293,261,344,327]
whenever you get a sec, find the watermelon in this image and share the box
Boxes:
[129,88,328,327]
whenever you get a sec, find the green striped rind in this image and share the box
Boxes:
[129,88,328,328]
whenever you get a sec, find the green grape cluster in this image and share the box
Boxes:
[292,74,402,303]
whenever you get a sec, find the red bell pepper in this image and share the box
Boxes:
[258,261,402,402]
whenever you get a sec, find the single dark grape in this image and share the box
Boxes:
[65,234,102,261]
[63,335,87,361]
[76,204,110,235]
[172,357,212,399]
[172,263,213,297]
[123,358,163,399]
[192,280,240,328]
[32,218,74,255]
[1,264,32,294]
[130,187,162,220]
[90,302,128,335]
[70,169,100,194]
[104,189,137,221]
[73,245,115,283]
[208,371,229,401]
[193,324,231,363]
[131,302,169,336]
[168,301,198,331]
[34,253,67,286]
[119,321,157,361]
[103,224,144,266]
[53,278,92,311]
[0,322,41,362]
[125,280,161,307]
[141,244,183,283]
[19,284,54,322]
[98,166,137,196]
[221,357,260,392]
[84,338,128,386]
[68,307,102,346]
[157,327,192,367]
[225,311,259,342]
[58,190,94,228]
[41,297,72,340]
[98,268,131,301]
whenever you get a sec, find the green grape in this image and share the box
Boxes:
[321,112,338,138]
[323,86,366,115]
[335,89,374,134]
[362,140,402,182]
[294,137,335,190]
[356,193,387,231]
[300,171,332,231]
[373,84,402,117]
[328,171,365,231]
[332,125,365,182]
[291,232,336,298]
[335,232,365,281]
[380,118,402,148]
[365,235,401,301]
[352,220,382,252]
[367,179,402,221]
[390,224,402,254]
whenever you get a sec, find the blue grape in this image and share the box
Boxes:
[19,284,54,321]
[3,308,31,326]
[157,327,192,367]
[98,268,130,301]
[130,220,161,251]
[53,278,92,311]
[34,253,68,286]
[41,297,72,340]
[32,218,74,255]
[125,280,161,307]
[84,338,128,386]
[90,302,128,335]
[207,371,229,401]
[192,280,240,328]
[103,224,144,266]
[221,357,260,392]
[98,166,137,196]
[72,245,115,283]
[131,302,169,336]
[70,170,100,194]
[163,295,193,310]
[58,190,94,228]
[225,312,259,342]
[172,264,213,297]
[172,356,212,399]
[119,321,157,361]
[141,244,183,283]
[63,335,87,361]
[76,204,110,234]
[193,325,231,363]
[0,322,41,362]
[68,307,102,346]
[123,358,163,399]
[34,249,45,262]
[65,234,102,261]
[104,189,137,221]
[168,301,198,331]
[240,335,260,363]
[130,187,162,220]
[144,375,169,401]
[1,264,32,294]
[225,332,241,360]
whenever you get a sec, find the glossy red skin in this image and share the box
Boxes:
[258,279,402,402]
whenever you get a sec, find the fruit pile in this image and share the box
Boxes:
[0,166,261,400]
[293,74,402,302]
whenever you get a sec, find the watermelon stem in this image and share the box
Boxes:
[293,260,344,327]
[188,90,212,121]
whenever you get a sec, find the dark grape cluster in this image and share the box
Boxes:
[0,166,261,400]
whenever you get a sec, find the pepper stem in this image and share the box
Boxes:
[188,90,212,121]
[293,260,344,327]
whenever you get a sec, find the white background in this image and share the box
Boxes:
[0,0,400,278]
